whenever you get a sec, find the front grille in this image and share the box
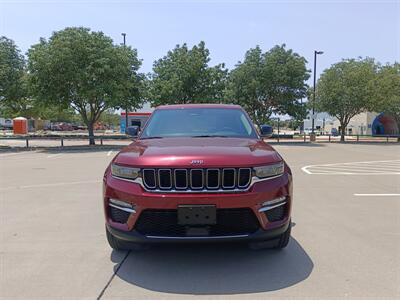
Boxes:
[175,169,187,189]
[143,169,156,188]
[109,206,131,223]
[190,169,203,189]
[142,168,252,191]
[264,205,287,222]
[135,208,260,237]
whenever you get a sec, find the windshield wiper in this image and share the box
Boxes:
[191,135,229,138]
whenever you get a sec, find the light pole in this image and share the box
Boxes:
[277,118,280,143]
[121,33,128,133]
[312,50,323,134]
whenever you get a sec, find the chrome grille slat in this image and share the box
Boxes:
[143,169,156,189]
[190,169,204,189]
[222,168,236,189]
[158,169,172,189]
[174,169,188,189]
[238,168,252,188]
[206,169,220,189]
[142,168,252,192]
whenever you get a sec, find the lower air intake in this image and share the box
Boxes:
[109,206,131,224]
[135,208,260,237]
[264,205,286,222]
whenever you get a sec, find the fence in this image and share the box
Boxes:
[0,133,399,149]
[269,133,400,143]
[0,135,131,148]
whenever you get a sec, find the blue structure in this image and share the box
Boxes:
[372,113,399,135]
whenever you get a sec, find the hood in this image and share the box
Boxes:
[113,137,282,168]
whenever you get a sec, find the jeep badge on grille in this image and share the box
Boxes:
[191,159,204,165]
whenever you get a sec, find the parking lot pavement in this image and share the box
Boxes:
[1,143,399,299]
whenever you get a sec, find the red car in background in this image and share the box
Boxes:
[50,122,74,131]
[103,104,292,250]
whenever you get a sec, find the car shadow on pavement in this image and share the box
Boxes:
[111,237,313,295]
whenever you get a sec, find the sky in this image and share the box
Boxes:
[1,0,399,83]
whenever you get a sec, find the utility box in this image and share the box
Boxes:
[13,117,28,135]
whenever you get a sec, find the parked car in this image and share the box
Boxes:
[94,122,109,130]
[331,128,339,136]
[71,124,87,130]
[103,104,292,250]
[50,122,74,131]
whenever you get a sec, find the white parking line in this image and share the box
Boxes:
[0,186,16,191]
[354,194,400,197]
[20,180,101,189]
[304,172,400,175]
[302,159,400,175]
[0,180,102,191]
[0,151,39,158]
[47,153,62,159]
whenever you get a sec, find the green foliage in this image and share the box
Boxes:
[316,58,377,140]
[0,36,29,116]
[98,110,120,127]
[27,27,143,144]
[225,45,310,126]
[371,63,400,128]
[149,41,227,106]
[33,105,79,122]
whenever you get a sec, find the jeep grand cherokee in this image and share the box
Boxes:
[103,104,292,250]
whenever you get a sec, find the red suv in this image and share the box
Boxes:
[103,104,292,250]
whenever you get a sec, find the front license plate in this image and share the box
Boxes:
[178,205,216,225]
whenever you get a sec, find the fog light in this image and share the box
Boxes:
[109,198,136,213]
[259,196,287,212]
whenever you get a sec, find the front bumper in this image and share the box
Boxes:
[103,171,292,240]
[106,220,290,243]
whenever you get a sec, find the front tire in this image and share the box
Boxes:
[106,226,128,251]
[274,222,291,249]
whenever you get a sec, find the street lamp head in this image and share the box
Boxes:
[121,33,126,36]
[315,50,324,55]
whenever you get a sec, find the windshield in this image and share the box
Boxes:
[140,108,258,139]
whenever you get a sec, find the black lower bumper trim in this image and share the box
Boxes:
[106,221,290,244]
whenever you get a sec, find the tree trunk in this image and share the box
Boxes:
[340,122,346,142]
[88,122,95,145]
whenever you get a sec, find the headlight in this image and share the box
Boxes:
[254,162,284,178]
[111,164,140,180]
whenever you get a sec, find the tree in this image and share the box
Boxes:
[0,36,29,116]
[371,63,400,139]
[28,27,143,144]
[225,45,310,127]
[315,58,377,141]
[98,110,121,128]
[149,41,227,106]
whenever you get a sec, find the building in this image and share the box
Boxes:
[303,112,334,134]
[304,112,399,135]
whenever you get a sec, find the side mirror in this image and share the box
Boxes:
[126,126,139,137]
[259,125,273,138]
